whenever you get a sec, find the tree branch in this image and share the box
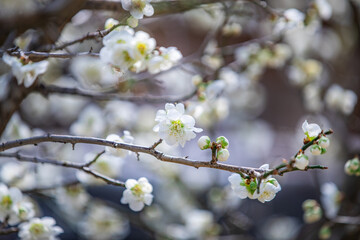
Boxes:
[35,84,197,103]
[0,151,125,187]
[0,49,98,61]
[0,134,329,178]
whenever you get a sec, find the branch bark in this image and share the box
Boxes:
[0,134,329,178]
[35,84,197,103]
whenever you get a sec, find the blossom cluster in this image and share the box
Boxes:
[228,164,281,203]
[198,135,230,162]
[294,120,330,169]
[0,183,63,240]
[100,27,182,74]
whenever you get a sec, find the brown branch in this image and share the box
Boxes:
[0,134,327,178]
[35,84,197,103]
[1,49,99,61]
[0,151,125,187]
[332,216,360,225]
[0,227,19,235]
[262,130,333,178]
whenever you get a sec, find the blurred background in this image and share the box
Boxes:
[0,0,360,239]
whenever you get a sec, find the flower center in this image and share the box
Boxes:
[136,43,147,55]
[1,195,12,209]
[170,120,184,135]
[132,0,146,10]
[29,223,45,236]
[131,184,143,197]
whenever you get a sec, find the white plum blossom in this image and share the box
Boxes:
[100,29,162,73]
[147,47,183,74]
[100,30,136,72]
[121,177,153,211]
[70,56,119,88]
[2,54,48,88]
[228,164,281,203]
[11,199,35,225]
[79,203,129,240]
[105,131,134,157]
[0,184,23,224]
[294,153,309,170]
[18,217,63,240]
[121,0,154,19]
[302,120,321,139]
[133,31,156,61]
[153,103,203,147]
[257,178,282,203]
[321,182,341,218]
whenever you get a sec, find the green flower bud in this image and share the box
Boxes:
[217,149,230,162]
[198,136,211,150]
[216,136,229,149]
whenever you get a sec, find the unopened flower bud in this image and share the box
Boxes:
[302,199,322,224]
[216,136,229,149]
[310,144,322,155]
[217,149,230,162]
[318,136,330,149]
[318,224,331,240]
[294,153,309,170]
[198,136,211,150]
[127,16,138,28]
[344,157,360,176]
[104,18,120,30]
[302,199,318,210]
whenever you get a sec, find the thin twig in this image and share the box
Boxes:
[263,130,333,178]
[84,150,105,167]
[0,49,98,61]
[0,151,125,187]
[23,180,80,193]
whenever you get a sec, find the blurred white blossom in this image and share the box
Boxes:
[18,217,63,240]
[2,54,48,88]
[79,203,129,240]
[121,0,154,19]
